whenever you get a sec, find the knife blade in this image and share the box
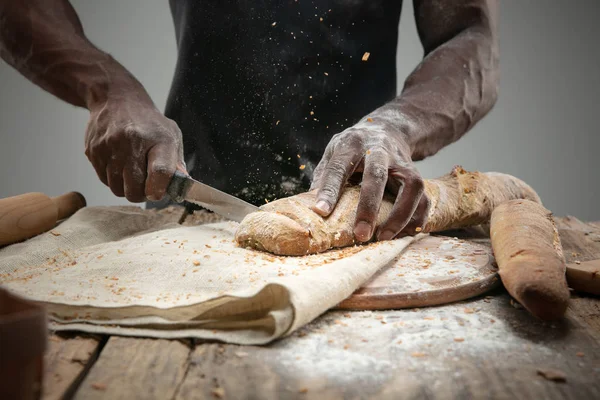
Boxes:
[167,171,259,222]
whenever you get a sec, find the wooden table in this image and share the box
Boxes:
[41,211,600,400]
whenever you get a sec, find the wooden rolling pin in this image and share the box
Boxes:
[490,199,570,321]
[0,191,86,246]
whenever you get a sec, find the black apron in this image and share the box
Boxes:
[153,0,403,208]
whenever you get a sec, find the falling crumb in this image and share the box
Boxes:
[272,22,277,26]
[297,154,301,158]
[276,120,280,125]
[576,352,585,357]
[319,17,323,22]
[537,368,567,382]
[91,383,107,391]
[299,165,306,170]
[454,338,465,342]
[324,72,329,76]
[50,231,61,236]
[310,111,314,115]
[212,387,225,398]
[362,52,370,61]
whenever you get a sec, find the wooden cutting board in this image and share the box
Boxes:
[336,235,500,310]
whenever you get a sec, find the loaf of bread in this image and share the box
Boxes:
[235,166,541,256]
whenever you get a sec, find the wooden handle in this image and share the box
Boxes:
[0,191,86,246]
[52,192,86,221]
[490,199,570,321]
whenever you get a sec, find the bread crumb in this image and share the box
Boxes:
[299,165,306,170]
[537,368,567,382]
[50,231,61,236]
[463,308,475,314]
[362,52,370,61]
[576,352,584,357]
[193,260,200,266]
[367,117,373,122]
[91,383,107,391]
[411,352,427,358]
[454,338,465,342]
[299,388,308,394]
[212,387,225,398]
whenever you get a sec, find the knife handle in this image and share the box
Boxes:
[167,170,191,203]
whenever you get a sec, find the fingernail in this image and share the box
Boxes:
[378,230,396,241]
[354,221,372,242]
[314,200,331,215]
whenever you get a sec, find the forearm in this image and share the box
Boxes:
[372,26,499,161]
[0,0,152,110]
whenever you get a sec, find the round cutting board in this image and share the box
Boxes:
[336,235,500,310]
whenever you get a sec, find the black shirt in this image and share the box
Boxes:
[164,0,403,206]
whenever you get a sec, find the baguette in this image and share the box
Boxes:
[490,199,570,320]
[235,166,541,256]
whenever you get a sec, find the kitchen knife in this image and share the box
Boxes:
[167,171,259,222]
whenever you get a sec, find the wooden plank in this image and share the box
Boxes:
[43,334,102,400]
[73,337,191,400]
[174,294,600,399]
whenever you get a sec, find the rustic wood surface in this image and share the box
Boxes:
[41,213,600,400]
[42,334,103,400]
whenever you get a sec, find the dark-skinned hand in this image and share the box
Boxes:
[310,117,430,242]
[84,98,186,203]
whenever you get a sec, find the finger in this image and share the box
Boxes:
[106,156,126,197]
[310,159,328,191]
[354,149,389,242]
[377,167,425,241]
[309,145,334,191]
[88,153,108,186]
[123,155,148,203]
[146,143,178,201]
[312,151,361,216]
[395,194,431,238]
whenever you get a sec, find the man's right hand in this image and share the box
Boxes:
[84,99,186,203]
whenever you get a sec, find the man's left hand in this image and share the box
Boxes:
[310,118,429,242]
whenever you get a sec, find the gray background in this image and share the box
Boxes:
[1,1,598,220]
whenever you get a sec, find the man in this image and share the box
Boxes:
[0,0,498,242]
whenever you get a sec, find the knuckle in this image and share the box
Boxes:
[325,159,348,178]
[365,164,387,181]
[149,163,173,178]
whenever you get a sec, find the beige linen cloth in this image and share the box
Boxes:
[0,206,418,345]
